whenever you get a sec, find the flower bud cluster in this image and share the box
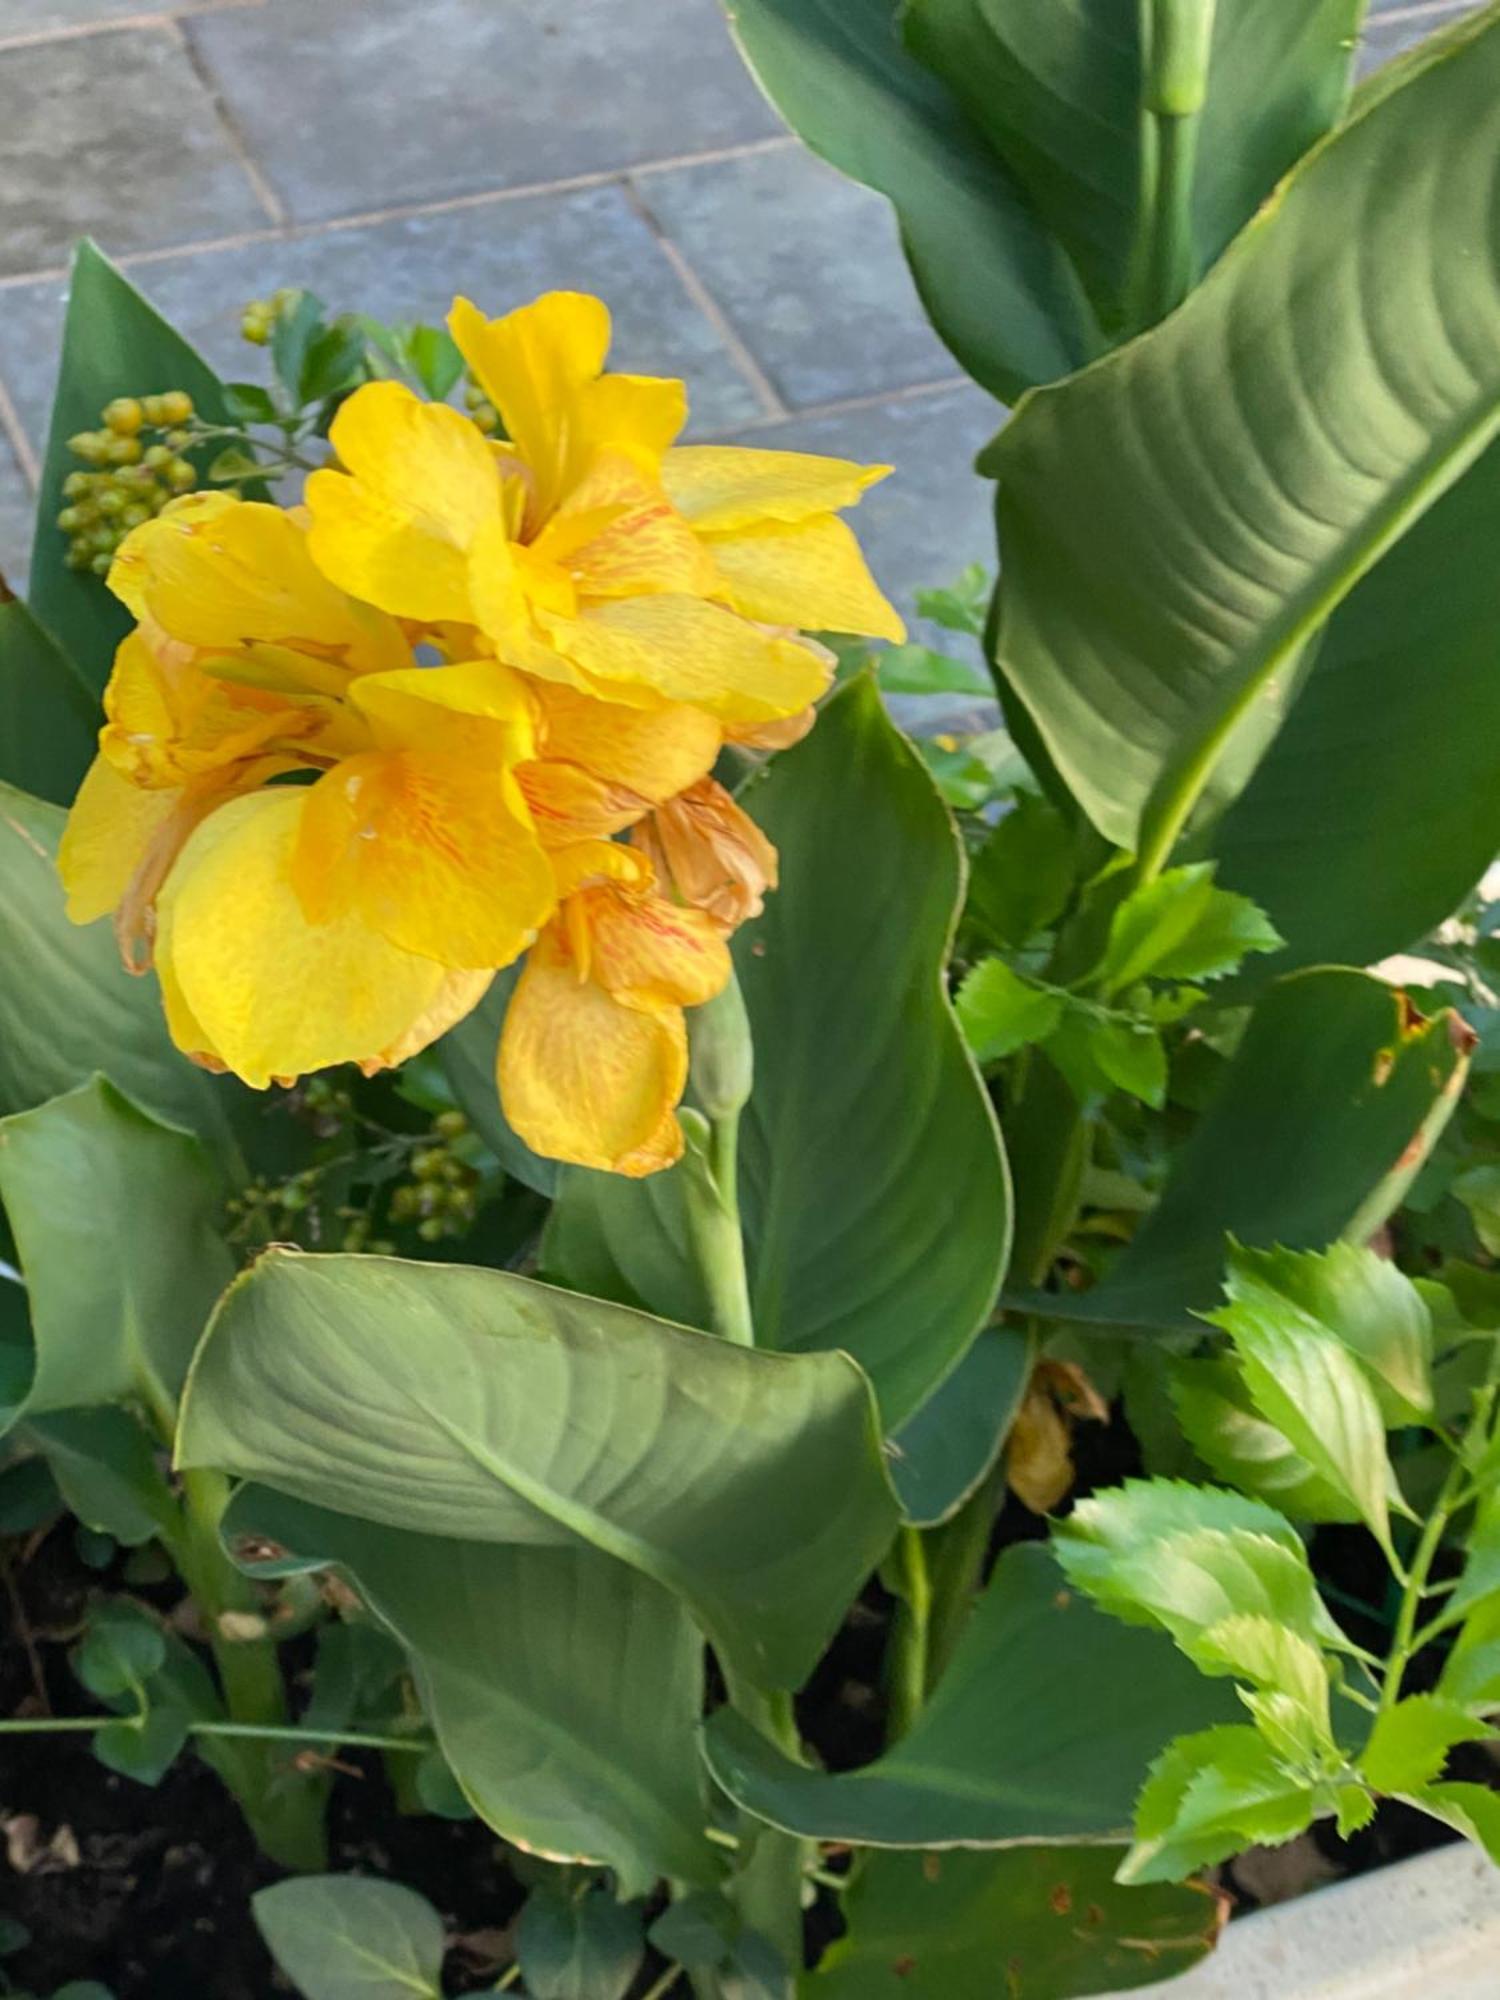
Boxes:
[59,392,199,574]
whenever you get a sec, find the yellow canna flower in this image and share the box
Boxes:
[58,289,906,1172]
[498,840,732,1176]
[304,290,901,724]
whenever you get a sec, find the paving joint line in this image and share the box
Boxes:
[1373,0,1477,17]
[727,373,974,437]
[0,0,256,57]
[0,372,39,488]
[0,135,798,292]
[166,14,287,228]
[619,177,787,422]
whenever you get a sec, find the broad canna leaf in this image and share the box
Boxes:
[0,781,237,1160]
[904,0,1361,333]
[28,241,252,691]
[989,7,1500,854]
[0,1076,232,1434]
[807,1844,1226,1998]
[0,598,98,808]
[225,1485,715,1892]
[722,0,1096,400]
[178,1249,899,1692]
[703,1543,1236,1846]
[1211,435,1500,973]
[1029,970,1470,1330]
[547,678,1010,1433]
[887,1324,1031,1526]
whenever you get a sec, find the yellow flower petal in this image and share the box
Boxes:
[100,628,328,788]
[350,658,538,764]
[633,776,779,930]
[111,495,410,678]
[539,596,832,724]
[450,293,685,523]
[498,925,686,1175]
[705,513,906,641]
[368,968,494,1072]
[518,681,720,841]
[57,753,181,924]
[582,881,731,1007]
[291,748,554,968]
[306,382,502,622]
[158,790,462,1090]
[538,451,714,600]
[663,445,891,530]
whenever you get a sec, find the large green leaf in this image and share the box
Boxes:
[1029,970,1469,1329]
[226,1485,715,1891]
[904,0,1360,332]
[0,781,236,1158]
[548,677,1011,1432]
[0,1076,232,1433]
[723,0,1096,399]
[252,1875,446,2000]
[0,599,98,807]
[887,1325,1031,1526]
[1211,436,1500,972]
[806,1845,1225,1998]
[989,6,1500,852]
[703,1544,1236,1846]
[29,241,249,691]
[178,1249,899,1691]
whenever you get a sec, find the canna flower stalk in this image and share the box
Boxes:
[59,290,903,1175]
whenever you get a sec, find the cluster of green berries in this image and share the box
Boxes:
[225,1168,397,1257]
[387,1110,479,1242]
[297,1074,355,1139]
[59,391,199,575]
[240,286,304,345]
[463,374,499,435]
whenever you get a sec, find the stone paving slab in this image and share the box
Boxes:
[0,27,269,280]
[0,184,771,456]
[185,0,784,225]
[1357,0,1479,74]
[0,431,34,599]
[635,148,954,411]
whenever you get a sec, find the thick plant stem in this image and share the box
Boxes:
[884,1526,932,1743]
[681,1121,756,1348]
[1130,0,1214,331]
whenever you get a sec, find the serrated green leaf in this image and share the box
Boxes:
[1406,1780,1500,1864]
[179,1249,899,1693]
[1121,1726,1318,1886]
[1205,1279,1397,1557]
[1095,866,1282,996]
[955,959,1062,1063]
[1360,1696,1494,1796]
[1438,1595,1500,1711]
[1222,1242,1436,1428]
[1192,1616,1331,1729]
[1169,1358,1360,1523]
[1085,1015,1166,1109]
[1446,1489,1500,1627]
[517,1887,644,2000]
[252,1876,445,2000]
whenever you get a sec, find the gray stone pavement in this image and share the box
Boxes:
[0,0,1472,616]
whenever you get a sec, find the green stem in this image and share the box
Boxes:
[0,1714,428,1753]
[637,1966,684,2000]
[884,1526,932,1743]
[1378,1452,1471,1714]
[680,1118,756,1347]
[1130,0,1213,332]
[718,1671,808,1983]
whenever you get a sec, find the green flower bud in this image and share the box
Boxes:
[105,434,142,466]
[103,396,144,436]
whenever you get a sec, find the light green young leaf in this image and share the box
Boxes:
[1086,1015,1167,1109]
[1170,1358,1362,1523]
[1205,1282,1398,1557]
[1360,1696,1495,1796]
[1406,1781,1500,1865]
[1438,1595,1500,1711]
[1121,1726,1319,1886]
[1192,1616,1331,1727]
[1223,1242,1435,1427]
[516,1887,645,2000]
[252,1877,445,2000]
[1055,1481,1346,1652]
[1095,866,1283,996]
[954,959,1062,1063]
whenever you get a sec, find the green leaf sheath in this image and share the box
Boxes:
[178,1249,898,1693]
[989,7,1500,854]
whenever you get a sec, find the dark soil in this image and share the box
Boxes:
[2,1398,1491,1995]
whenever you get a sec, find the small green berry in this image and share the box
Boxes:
[105,434,142,466]
[103,396,144,436]
[433,1110,468,1140]
[158,390,195,426]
